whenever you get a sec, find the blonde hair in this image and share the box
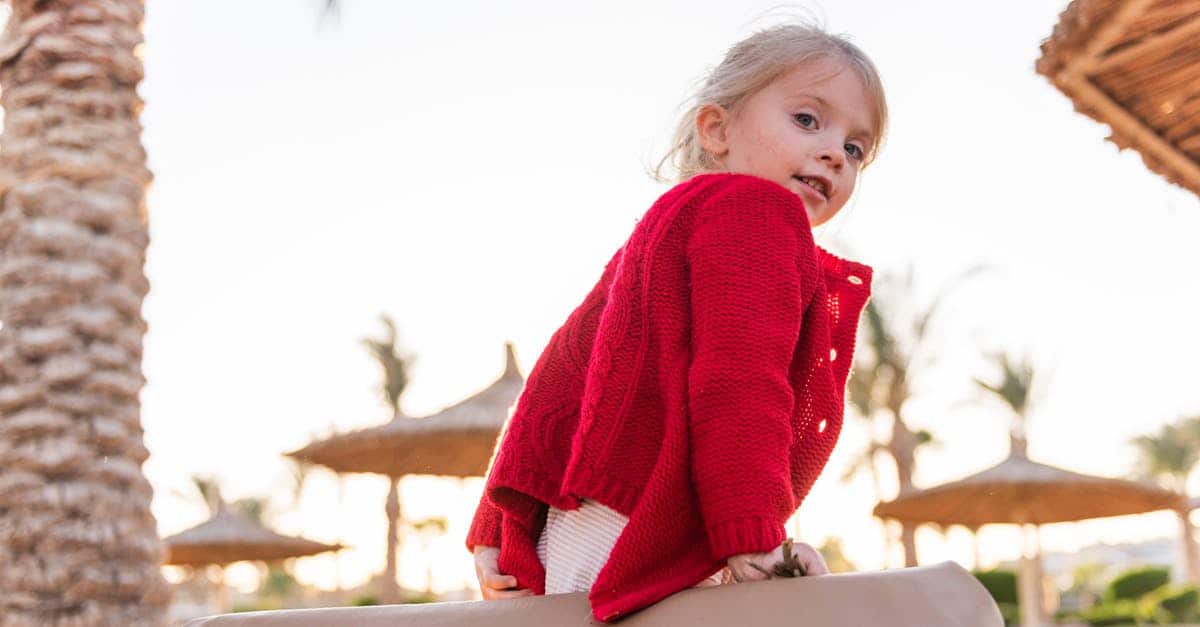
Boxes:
[655,23,889,183]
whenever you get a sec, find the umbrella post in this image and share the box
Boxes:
[215,565,229,614]
[336,474,346,592]
[382,476,403,604]
[1177,507,1200,583]
[970,525,982,571]
[1017,523,1043,627]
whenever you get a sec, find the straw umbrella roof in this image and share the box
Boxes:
[163,506,343,566]
[286,342,524,478]
[1036,0,1200,195]
[874,436,1184,627]
[873,447,1184,527]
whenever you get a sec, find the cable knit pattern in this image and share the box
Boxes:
[465,173,873,622]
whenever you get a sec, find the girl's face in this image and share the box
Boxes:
[698,59,876,227]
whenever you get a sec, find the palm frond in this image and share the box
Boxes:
[974,351,1034,417]
[862,300,898,367]
[362,314,414,416]
[409,516,450,535]
[1129,422,1198,492]
[232,497,271,524]
[321,0,339,21]
[1177,414,1200,447]
[287,459,312,506]
[191,475,222,514]
[847,363,876,418]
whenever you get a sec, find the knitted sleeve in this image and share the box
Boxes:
[465,491,503,553]
[685,176,818,561]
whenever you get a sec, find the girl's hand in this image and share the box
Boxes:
[473,545,534,600]
[725,539,829,583]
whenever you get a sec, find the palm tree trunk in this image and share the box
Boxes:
[899,523,919,568]
[889,415,920,567]
[382,476,402,603]
[336,474,346,591]
[971,526,982,571]
[868,453,883,503]
[1178,508,1200,583]
[880,520,892,569]
[0,1,168,625]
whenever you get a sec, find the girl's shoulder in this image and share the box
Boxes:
[667,172,806,213]
[660,172,814,244]
[663,173,873,284]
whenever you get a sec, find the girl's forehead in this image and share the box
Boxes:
[772,59,860,95]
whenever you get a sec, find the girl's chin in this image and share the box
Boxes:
[807,205,842,228]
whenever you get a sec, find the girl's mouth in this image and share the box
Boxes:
[793,175,829,199]
[792,172,830,198]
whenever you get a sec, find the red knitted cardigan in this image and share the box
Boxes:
[465,173,873,621]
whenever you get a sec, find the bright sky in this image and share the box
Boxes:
[138,0,1200,595]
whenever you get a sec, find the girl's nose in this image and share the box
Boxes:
[817,143,844,169]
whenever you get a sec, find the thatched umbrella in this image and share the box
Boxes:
[164,506,343,567]
[285,342,523,603]
[163,504,342,611]
[1037,0,1200,195]
[874,434,1183,627]
[287,342,523,477]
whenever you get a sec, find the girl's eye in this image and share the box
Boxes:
[794,113,817,128]
[845,143,864,161]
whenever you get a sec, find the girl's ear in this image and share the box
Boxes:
[695,104,731,160]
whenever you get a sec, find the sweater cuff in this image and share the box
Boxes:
[465,499,504,553]
[706,516,787,562]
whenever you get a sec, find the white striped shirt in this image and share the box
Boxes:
[536,498,728,594]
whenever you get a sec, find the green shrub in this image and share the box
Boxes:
[1077,599,1143,626]
[994,601,1019,625]
[259,568,298,598]
[350,594,379,606]
[1103,566,1170,603]
[1148,584,1199,622]
[973,569,1019,605]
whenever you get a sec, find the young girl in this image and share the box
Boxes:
[466,22,886,622]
